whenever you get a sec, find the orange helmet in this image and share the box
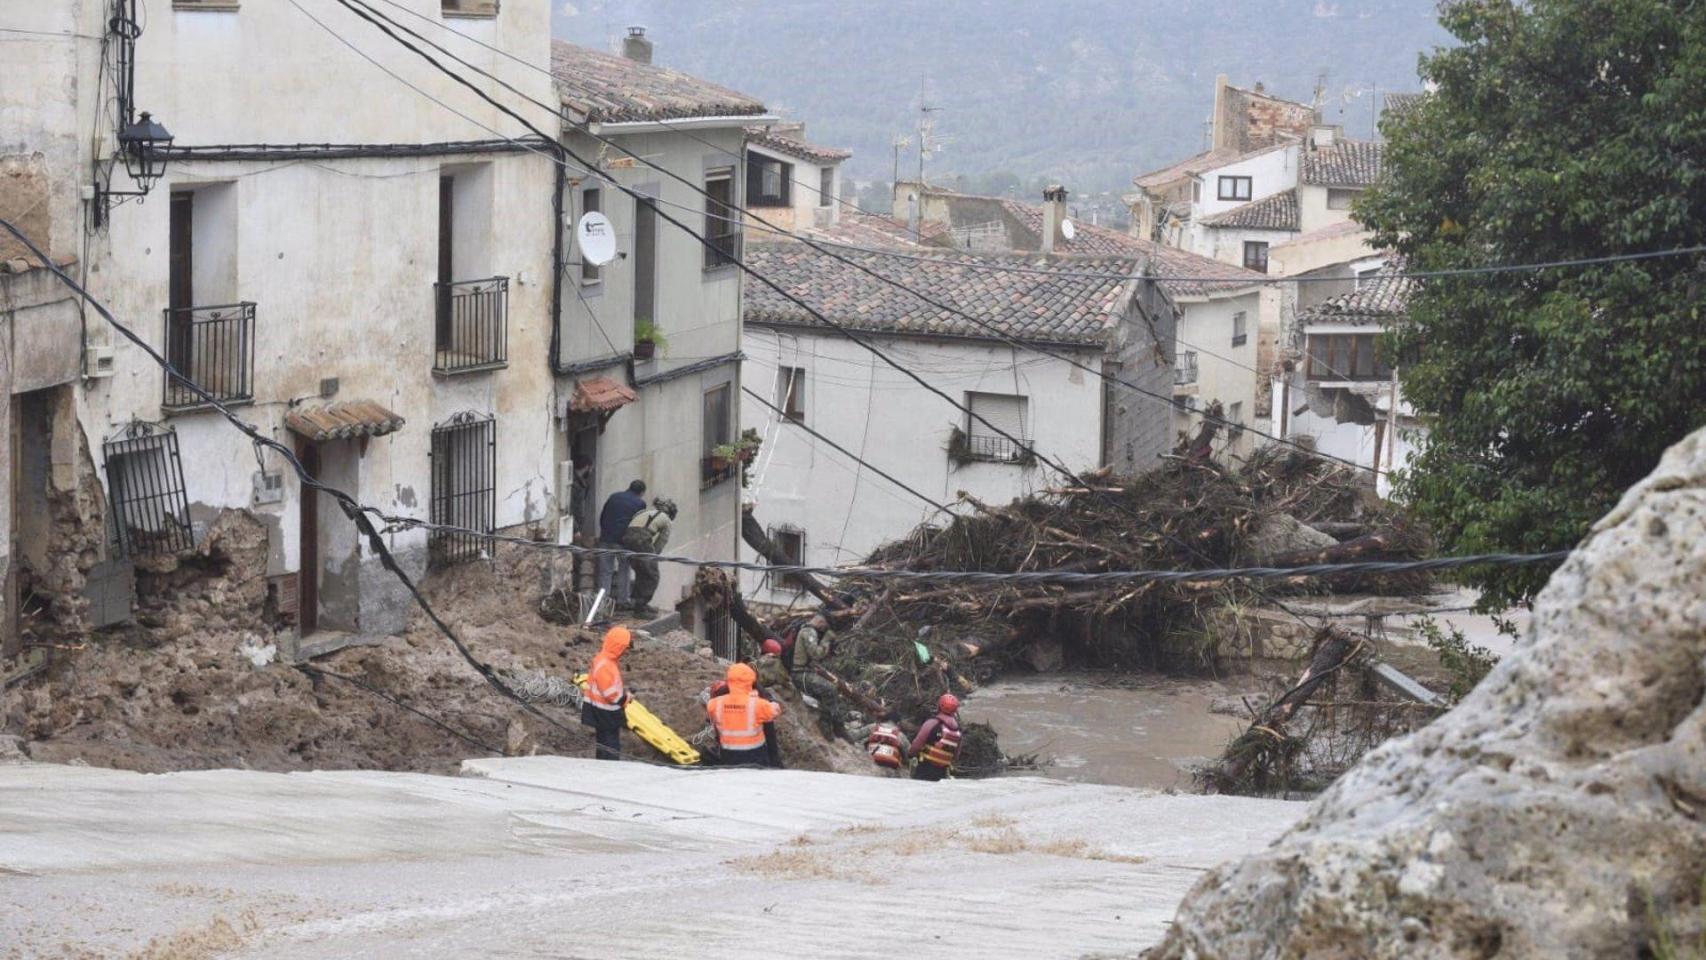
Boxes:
[937,693,960,715]
[760,638,783,657]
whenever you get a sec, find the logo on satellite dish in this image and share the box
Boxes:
[577,212,618,266]
[1060,218,1077,241]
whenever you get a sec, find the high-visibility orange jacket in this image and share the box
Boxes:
[585,626,631,711]
[707,662,781,750]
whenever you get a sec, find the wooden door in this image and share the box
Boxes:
[167,192,193,369]
[297,440,320,635]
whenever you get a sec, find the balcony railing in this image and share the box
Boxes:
[1175,351,1199,385]
[701,455,738,490]
[163,302,256,409]
[434,276,508,374]
[957,434,1026,464]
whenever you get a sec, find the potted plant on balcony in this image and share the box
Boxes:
[633,318,666,361]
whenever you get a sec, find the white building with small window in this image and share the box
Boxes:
[741,123,849,235]
[737,235,1172,605]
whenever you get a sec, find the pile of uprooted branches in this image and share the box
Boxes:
[703,449,1428,775]
[1197,625,1444,796]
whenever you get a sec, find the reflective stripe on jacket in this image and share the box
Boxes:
[707,693,780,750]
[585,653,625,711]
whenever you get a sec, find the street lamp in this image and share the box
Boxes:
[94,110,173,227]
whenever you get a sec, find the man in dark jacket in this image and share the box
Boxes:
[597,480,646,610]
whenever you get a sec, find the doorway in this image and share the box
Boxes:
[296,439,320,635]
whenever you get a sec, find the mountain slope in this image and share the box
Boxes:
[553,0,1449,193]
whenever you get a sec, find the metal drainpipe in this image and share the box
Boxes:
[548,141,569,377]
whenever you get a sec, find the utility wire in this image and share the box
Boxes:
[319,0,1089,489]
[0,215,587,746]
[742,386,953,516]
[309,0,1389,476]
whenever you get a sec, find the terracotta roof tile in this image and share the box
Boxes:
[1200,189,1300,231]
[1302,140,1384,187]
[551,41,766,124]
[746,128,851,164]
[744,244,1136,346]
[569,376,638,413]
[994,201,1265,298]
[1297,262,1412,325]
[285,401,405,442]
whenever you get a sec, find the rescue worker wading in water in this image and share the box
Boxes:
[908,693,963,781]
[581,626,631,760]
[707,662,783,767]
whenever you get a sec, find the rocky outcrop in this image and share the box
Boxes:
[1150,427,1706,959]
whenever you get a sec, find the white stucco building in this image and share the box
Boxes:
[741,124,849,235]
[0,3,767,653]
[737,231,1173,605]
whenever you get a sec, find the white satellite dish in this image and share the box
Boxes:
[576,211,617,266]
[1060,218,1077,241]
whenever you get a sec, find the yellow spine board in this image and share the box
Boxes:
[575,674,701,765]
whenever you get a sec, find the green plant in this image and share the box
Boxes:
[633,318,667,349]
[1648,876,1706,960]
[1416,615,1498,702]
[1357,0,1706,608]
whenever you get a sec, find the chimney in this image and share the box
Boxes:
[622,26,652,64]
[1041,184,1069,254]
[1310,123,1340,149]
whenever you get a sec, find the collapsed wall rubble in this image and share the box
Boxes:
[1148,426,1706,959]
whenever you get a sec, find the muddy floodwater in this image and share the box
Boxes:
[965,674,1248,790]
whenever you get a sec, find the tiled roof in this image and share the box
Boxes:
[569,376,637,413]
[744,244,1137,346]
[551,41,766,124]
[285,401,405,442]
[992,201,1263,298]
[1297,264,1412,326]
[1131,142,1289,190]
[1302,140,1384,187]
[746,128,851,165]
[1382,92,1425,122]
[1200,189,1299,231]
[797,211,945,248]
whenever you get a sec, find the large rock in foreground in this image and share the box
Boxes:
[1151,428,1706,959]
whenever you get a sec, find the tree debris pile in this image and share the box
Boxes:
[1197,626,1442,796]
[729,451,1427,777]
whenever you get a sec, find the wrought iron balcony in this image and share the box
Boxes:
[957,434,1026,464]
[434,276,509,374]
[701,455,738,489]
[162,302,256,410]
[1174,351,1199,386]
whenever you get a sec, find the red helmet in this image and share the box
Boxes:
[760,638,783,657]
[937,693,960,715]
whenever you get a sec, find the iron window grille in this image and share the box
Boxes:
[433,276,509,374]
[163,301,256,409]
[429,413,496,567]
[104,424,194,557]
[1175,351,1199,385]
[958,392,1030,464]
[701,383,734,489]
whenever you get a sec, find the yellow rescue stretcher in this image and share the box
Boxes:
[575,674,701,765]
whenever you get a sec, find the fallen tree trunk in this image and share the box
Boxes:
[741,505,842,608]
[1263,528,1410,567]
[1203,626,1365,793]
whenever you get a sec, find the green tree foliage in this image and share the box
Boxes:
[1357,0,1706,607]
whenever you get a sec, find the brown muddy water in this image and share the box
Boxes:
[964,673,1248,790]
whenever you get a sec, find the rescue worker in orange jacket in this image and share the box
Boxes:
[908,693,963,782]
[706,662,783,768]
[580,626,631,760]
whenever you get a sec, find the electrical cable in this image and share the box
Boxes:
[318,0,1090,490]
[306,0,1391,476]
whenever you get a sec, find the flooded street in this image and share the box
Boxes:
[965,674,1249,790]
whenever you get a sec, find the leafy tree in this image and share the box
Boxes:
[1358,0,1706,608]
